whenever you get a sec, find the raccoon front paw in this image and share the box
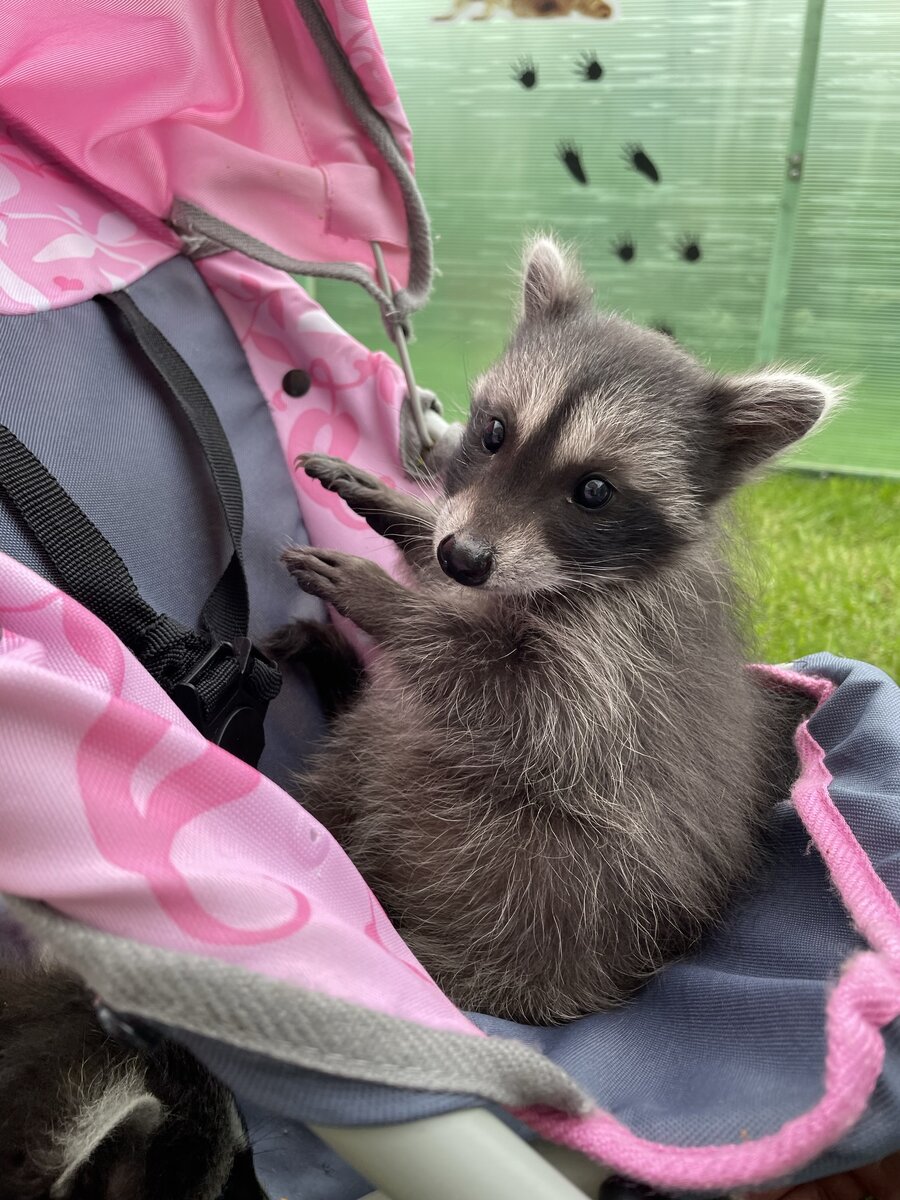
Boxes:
[263,618,329,663]
[298,454,383,507]
[281,547,403,637]
[282,546,356,604]
[297,454,437,569]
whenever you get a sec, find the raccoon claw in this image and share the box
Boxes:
[281,547,410,639]
[281,547,346,603]
[280,547,397,628]
[296,454,437,570]
[299,454,378,491]
[298,454,385,509]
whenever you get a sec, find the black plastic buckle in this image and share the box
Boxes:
[170,636,275,768]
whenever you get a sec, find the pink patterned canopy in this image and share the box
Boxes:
[0,0,416,317]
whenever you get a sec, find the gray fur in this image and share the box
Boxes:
[282,235,832,1025]
[0,965,265,1200]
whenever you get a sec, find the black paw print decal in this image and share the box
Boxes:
[575,52,604,81]
[623,143,660,184]
[675,234,702,262]
[611,235,635,262]
[557,141,588,185]
[511,56,538,89]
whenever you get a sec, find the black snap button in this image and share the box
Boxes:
[282,369,311,397]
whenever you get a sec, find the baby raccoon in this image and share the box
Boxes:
[0,964,266,1200]
[276,236,833,1025]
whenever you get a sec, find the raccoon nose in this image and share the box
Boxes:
[437,534,493,587]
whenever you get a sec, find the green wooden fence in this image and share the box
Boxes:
[318,0,900,477]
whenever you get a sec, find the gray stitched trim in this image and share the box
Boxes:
[5,898,591,1116]
[177,230,230,261]
[170,200,398,312]
[170,0,433,319]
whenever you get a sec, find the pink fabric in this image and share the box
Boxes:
[317,0,414,162]
[0,0,413,317]
[519,666,900,1190]
[0,122,178,313]
[1,5,898,1181]
[198,252,422,579]
[0,557,478,1036]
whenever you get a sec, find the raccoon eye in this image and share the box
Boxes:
[481,418,505,453]
[573,474,614,509]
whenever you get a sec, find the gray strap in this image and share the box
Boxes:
[171,200,400,312]
[292,0,433,316]
[6,897,590,1116]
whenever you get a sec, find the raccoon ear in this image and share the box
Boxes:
[711,370,839,485]
[53,1079,164,1200]
[521,236,591,321]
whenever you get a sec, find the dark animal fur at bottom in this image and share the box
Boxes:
[0,964,266,1200]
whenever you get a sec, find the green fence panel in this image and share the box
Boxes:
[316,0,898,476]
[777,0,900,477]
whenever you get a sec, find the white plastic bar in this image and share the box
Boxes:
[312,1108,598,1200]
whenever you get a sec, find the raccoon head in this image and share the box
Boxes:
[435,235,837,595]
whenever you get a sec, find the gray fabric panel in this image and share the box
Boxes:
[0,288,226,629]
[802,652,900,903]
[174,1027,482,1127]
[3,897,591,1117]
[0,255,326,789]
[125,258,327,787]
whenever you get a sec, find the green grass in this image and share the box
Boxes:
[735,473,900,679]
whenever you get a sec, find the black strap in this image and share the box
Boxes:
[0,291,281,766]
[0,421,198,674]
[97,290,249,643]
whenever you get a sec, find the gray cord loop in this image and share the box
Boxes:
[381,305,412,342]
[372,241,434,453]
[381,305,409,330]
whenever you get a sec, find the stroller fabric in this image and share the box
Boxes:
[1,2,899,1194]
